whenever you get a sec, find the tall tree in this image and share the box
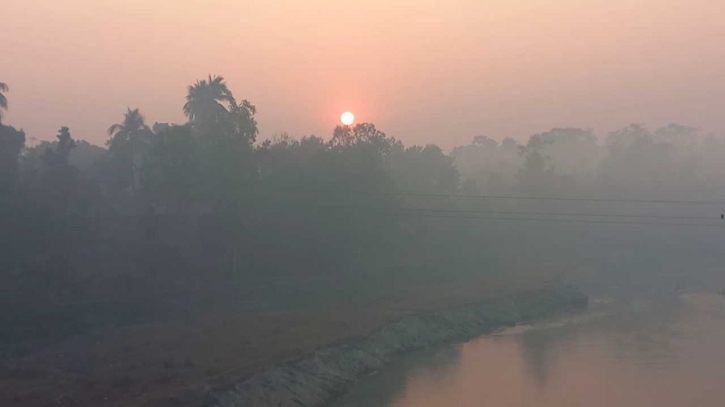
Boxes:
[108,108,151,145]
[55,126,76,160]
[41,127,77,177]
[40,127,78,204]
[389,144,459,194]
[0,123,25,192]
[183,75,235,129]
[228,99,259,144]
[183,75,259,145]
[106,108,153,192]
[141,124,201,202]
[0,83,8,123]
[330,123,395,152]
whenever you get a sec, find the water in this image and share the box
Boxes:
[330,293,725,407]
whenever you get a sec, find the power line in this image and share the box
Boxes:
[325,206,718,221]
[367,211,725,228]
[262,185,725,226]
[257,184,725,206]
[322,189,725,206]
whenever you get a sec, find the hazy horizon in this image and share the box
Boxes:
[7,3,725,406]
[5,0,725,148]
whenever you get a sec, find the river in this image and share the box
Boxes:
[330,292,725,407]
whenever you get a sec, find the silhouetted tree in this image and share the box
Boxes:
[25,140,106,173]
[452,136,522,194]
[331,123,394,151]
[389,144,459,194]
[0,123,25,192]
[228,99,259,145]
[106,108,153,192]
[599,124,674,194]
[183,75,259,148]
[8,70,725,367]
[141,124,201,203]
[0,82,8,123]
[40,126,77,200]
[183,75,235,132]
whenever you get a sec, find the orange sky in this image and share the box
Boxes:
[4,0,725,148]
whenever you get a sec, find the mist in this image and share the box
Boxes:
[5,0,725,147]
[3,74,725,405]
[4,1,725,406]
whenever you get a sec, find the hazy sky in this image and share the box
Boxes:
[4,0,725,148]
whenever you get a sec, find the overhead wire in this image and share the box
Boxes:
[323,205,718,221]
[354,210,725,228]
[348,191,725,206]
[293,187,725,206]
[264,185,725,227]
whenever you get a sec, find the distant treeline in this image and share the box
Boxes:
[1,77,724,353]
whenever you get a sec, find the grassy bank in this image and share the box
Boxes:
[208,283,586,407]
[1,275,585,407]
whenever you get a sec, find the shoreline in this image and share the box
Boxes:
[206,284,587,407]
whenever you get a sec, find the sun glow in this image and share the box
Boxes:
[341,111,355,126]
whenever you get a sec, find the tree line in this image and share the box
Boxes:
[1,77,723,353]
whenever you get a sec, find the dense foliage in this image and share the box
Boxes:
[2,77,725,354]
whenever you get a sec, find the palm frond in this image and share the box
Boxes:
[108,123,124,136]
[0,83,8,115]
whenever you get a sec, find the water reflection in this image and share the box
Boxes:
[331,293,725,407]
[518,325,572,385]
[331,346,462,407]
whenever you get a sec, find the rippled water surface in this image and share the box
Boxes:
[330,293,725,407]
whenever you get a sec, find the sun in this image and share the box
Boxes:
[341,111,355,126]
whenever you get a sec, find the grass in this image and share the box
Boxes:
[0,271,554,407]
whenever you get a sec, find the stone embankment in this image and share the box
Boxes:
[207,284,587,407]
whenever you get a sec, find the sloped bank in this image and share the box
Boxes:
[206,284,587,407]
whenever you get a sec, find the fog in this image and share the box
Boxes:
[4,1,725,405]
[450,125,725,296]
[3,76,725,344]
[5,0,725,147]
[4,74,725,406]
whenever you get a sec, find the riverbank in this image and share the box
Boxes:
[323,292,725,407]
[207,284,587,407]
[0,278,586,407]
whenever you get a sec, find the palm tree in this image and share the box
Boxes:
[183,75,236,128]
[107,108,153,191]
[0,83,8,123]
[108,108,149,140]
